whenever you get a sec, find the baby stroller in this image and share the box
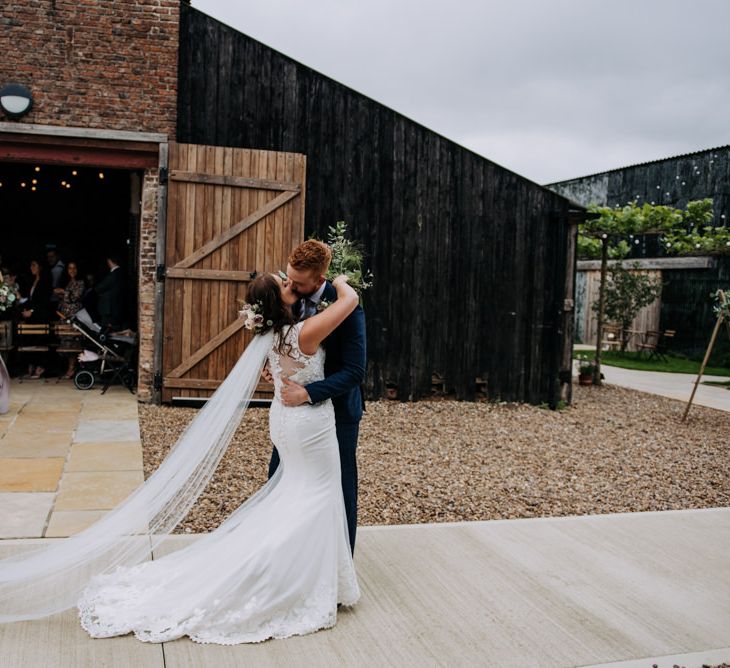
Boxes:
[67,309,138,394]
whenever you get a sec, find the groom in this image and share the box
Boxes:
[266,239,366,554]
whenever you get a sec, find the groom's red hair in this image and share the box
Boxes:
[288,240,332,277]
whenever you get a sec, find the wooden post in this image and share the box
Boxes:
[593,237,609,386]
[682,290,728,421]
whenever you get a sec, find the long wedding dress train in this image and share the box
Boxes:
[77,322,359,644]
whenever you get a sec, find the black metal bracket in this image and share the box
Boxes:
[153,372,163,391]
[159,167,168,185]
[156,264,166,281]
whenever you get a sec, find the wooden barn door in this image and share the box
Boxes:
[161,142,306,402]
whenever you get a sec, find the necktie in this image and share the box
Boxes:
[300,298,316,321]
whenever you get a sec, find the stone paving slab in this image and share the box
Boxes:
[54,470,144,511]
[0,458,65,492]
[0,492,54,538]
[45,510,110,537]
[74,420,141,443]
[66,443,143,472]
[0,436,73,458]
[0,380,143,538]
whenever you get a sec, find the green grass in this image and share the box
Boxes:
[574,348,730,376]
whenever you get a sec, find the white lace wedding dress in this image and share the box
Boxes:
[77,322,360,644]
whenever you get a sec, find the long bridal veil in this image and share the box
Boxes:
[0,330,274,623]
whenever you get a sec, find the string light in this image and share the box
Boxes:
[20,182,26,188]
[31,179,37,185]
[34,166,40,172]
[71,170,77,176]
[31,186,36,192]
[66,183,71,189]
[61,180,66,186]
[98,172,105,179]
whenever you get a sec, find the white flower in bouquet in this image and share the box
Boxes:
[0,283,18,313]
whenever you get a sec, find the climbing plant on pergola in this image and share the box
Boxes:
[578,198,730,385]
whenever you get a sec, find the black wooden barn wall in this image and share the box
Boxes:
[176,5,575,404]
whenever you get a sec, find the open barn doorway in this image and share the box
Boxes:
[0,161,140,380]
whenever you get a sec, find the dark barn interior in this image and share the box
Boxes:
[0,162,139,373]
[176,5,578,405]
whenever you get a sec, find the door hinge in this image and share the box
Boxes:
[159,167,168,185]
[156,264,166,281]
[153,372,163,391]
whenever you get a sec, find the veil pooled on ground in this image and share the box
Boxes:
[0,330,274,623]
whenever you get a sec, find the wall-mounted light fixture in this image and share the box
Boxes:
[0,83,33,119]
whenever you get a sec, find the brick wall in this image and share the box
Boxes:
[137,169,160,402]
[0,0,179,136]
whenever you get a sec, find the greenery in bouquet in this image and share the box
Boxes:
[322,221,373,296]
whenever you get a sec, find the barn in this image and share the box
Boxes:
[0,0,581,407]
[547,145,730,358]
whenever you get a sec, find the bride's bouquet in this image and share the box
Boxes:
[0,279,18,314]
[324,221,373,296]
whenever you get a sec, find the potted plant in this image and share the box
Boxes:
[576,355,597,386]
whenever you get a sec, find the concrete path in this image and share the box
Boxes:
[599,365,729,412]
[0,379,142,538]
[1,508,729,667]
[572,347,729,412]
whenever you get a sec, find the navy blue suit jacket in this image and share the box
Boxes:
[303,281,366,424]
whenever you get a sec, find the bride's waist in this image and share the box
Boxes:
[271,396,333,411]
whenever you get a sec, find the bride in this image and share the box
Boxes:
[0,271,361,645]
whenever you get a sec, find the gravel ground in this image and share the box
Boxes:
[139,383,730,534]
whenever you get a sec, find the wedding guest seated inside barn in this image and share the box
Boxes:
[56,260,85,378]
[18,258,52,379]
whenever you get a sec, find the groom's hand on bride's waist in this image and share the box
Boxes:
[281,378,311,407]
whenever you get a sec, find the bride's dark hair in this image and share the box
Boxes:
[245,273,295,353]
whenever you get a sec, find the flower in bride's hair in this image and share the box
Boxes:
[239,301,266,333]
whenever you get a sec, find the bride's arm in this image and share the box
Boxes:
[298,276,358,355]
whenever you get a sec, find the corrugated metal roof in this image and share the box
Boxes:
[544,144,730,186]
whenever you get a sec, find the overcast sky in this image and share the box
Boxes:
[192,0,730,185]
